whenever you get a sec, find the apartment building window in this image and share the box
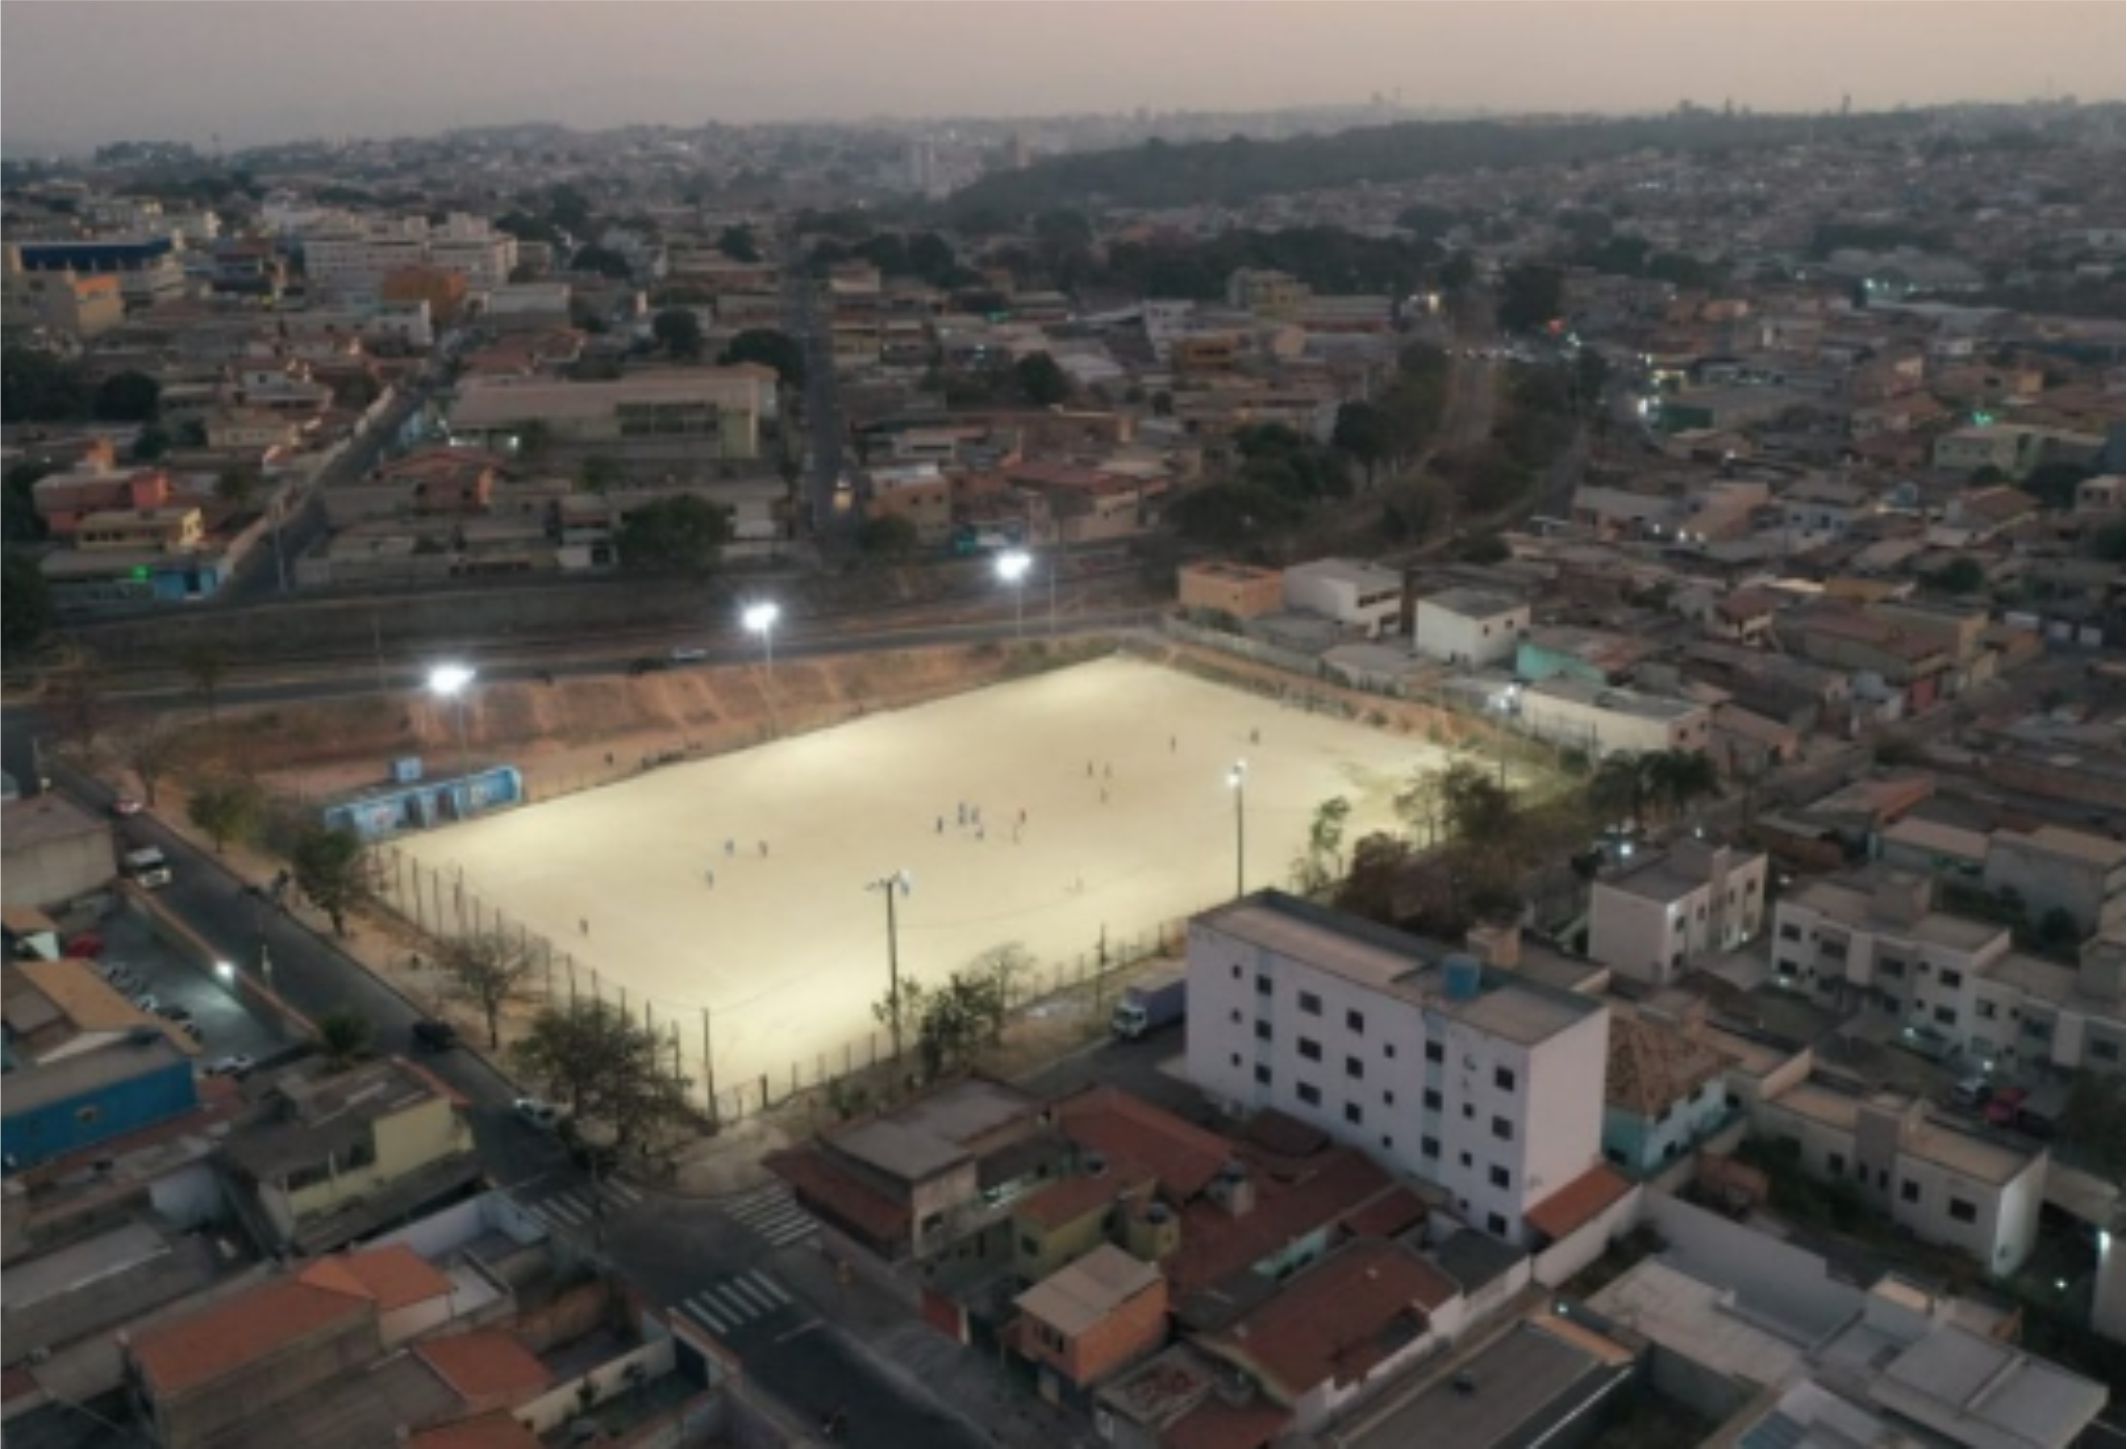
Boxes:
[1901,1179,1920,1204]
[1974,1001,1996,1020]
[1230,1053,1241,1068]
[1298,1037,1322,1061]
[1828,1152,1846,1175]
[1383,1090,1396,1106]
[1487,1213,1508,1236]
[1421,1135,1440,1158]
[1298,991,1323,1016]
[1344,1009,1365,1036]
[1254,1065,1272,1086]
[1491,1116,1513,1142]
[1494,1067,1517,1092]
[1345,1103,1363,1126]
[1819,937,1848,962]
[2024,1017,2050,1039]
[1425,1041,1444,1063]
[1255,1020,1272,1042]
[1460,1151,1474,1168]
[2092,1037,2121,1064]
[1938,969,1963,990]
[1933,1006,1956,1026]
[1488,1165,1511,1189]
[1256,974,1273,996]
[1230,964,1241,979]
[1346,1056,1364,1080]
[1384,1042,1397,1059]
[1948,1198,1977,1224]
[1779,923,1803,942]
[1297,1082,1321,1107]
[1879,958,1905,979]
[1423,1088,1443,1111]
[1230,1009,1242,1024]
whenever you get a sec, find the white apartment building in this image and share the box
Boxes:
[1587,840,1768,987]
[1753,1079,2045,1273]
[303,213,515,298]
[1282,558,1403,638]
[1518,677,1711,758]
[1981,825,2124,936]
[1770,870,2125,1075]
[1185,892,1609,1246]
[1411,587,1530,667]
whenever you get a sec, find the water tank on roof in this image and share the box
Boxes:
[1443,953,1483,1001]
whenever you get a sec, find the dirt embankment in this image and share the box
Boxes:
[179,639,1106,799]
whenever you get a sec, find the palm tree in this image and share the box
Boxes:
[1586,753,1649,833]
[315,1009,374,1068]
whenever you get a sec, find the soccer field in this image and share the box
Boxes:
[396,655,1464,1099]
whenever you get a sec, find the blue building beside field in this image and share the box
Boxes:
[320,762,525,842]
[1,1034,198,1172]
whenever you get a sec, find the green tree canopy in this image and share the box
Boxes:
[615,495,733,575]
[1014,351,1070,407]
[93,371,162,423]
[188,775,265,855]
[292,824,367,935]
[716,224,761,262]
[651,307,704,360]
[511,1000,687,1150]
[719,328,805,388]
[1498,264,1565,333]
[570,244,632,279]
[2,551,52,653]
[857,512,920,558]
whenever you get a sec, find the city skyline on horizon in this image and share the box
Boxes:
[3,0,2122,157]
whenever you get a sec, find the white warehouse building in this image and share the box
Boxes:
[1411,587,1529,666]
[1282,558,1403,638]
[1185,891,1611,1246]
[1518,677,1711,758]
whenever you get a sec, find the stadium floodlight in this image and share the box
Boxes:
[742,601,780,683]
[996,549,1033,639]
[426,663,477,777]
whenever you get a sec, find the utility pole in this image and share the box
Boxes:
[1227,761,1248,899]
[701,1006,718,1128]
[866,870,912,1068]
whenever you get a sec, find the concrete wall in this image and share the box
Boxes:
[1532,1180,1644,1288]
[514,1336,675,1436]
[1642,1194,1863,1339]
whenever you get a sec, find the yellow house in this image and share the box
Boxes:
[74,506,203,554]
[1011,1164,1154,1283]
[225,1058,479,1254]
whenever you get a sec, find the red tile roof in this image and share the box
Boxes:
[1523,1163,1634,1243]
[1161,1397,1292,1449]
[298,1244,451,1312]
[1055,1087,1234,1201]
[1016,1166,1154,1231]
[1200,1239,1457,1399]
[765,1145,910,1244]
[1338,1185,1428,1241]
[414,1331,552,1405]
[1165,1149,1392,1297]
[132,1279,371,1396]
[407,1412,544,1449]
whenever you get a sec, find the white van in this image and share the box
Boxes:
[122,847,173,889]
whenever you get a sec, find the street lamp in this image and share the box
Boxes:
[742,601,780,682]
[866,870,914,1068]
[1227,760,1247,899]
[995,550,1031,640]
[427,662,476,780]
[215,959,235,984]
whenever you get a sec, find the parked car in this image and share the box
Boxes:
[668,645,709,664]
[64,932,104,959]
[205,1054,255,1078]
[514,1097,562,1131]
[411,1019,459,1051]
[1952,1074,1992,1109]
[157,1005,194,1025]
[110,796,143,817]
[1984,1087,2029,1128]
[133,994,160,1014]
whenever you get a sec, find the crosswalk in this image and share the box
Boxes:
[674,1270,797,1339]
[720,1182,820,1248]
[514,1177,643,1231]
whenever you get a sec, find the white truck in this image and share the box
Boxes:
[122,847,172,889]
[1109,963,1188,1041]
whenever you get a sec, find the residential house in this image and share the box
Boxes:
[1518,677,1711,759]
[1601,1010,1731,1175]
[1586,841,1768,987]
[0,795,114,910]
[865,462,954,544]
[1982,825,2124,936]
[446,369,770,467]
[1178,561,1284,621]
[1,1034,197,1171]
[1185,892,1610,1246]
[1282,559,1403,638]
[1514,626,1652,688]
[2,957,196,1064]
[1411,588,1529,667]
[222,1057,481,1253]
[1011,1244,1169,1403]
[1010,1159,1157,1283]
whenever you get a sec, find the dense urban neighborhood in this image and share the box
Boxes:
[1,21,2123,1449]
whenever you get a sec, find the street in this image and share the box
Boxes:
[781,259,851,551]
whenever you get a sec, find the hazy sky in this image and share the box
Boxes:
[5,1,2122,154]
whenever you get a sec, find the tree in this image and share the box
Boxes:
[871,976,929,1075]
[292,824,367,935]
[1014,352,1070,407]
[511,1000,688,1150]
[1438,250,1476,292]
[1929,557,1986,594]
[47,660,108,752]
[615,495,733,575]
[1336,833,1414,925]
[514,418,553,463]
[1586,753,1649,831]
[440,932,538,1048]
[2,551,52,652]
[1331,401,1394,487]
[576,454,623,494]
[188,775,264,854]
[545,184,593,234]
[4,461,54,544]
[1292,796,1352,893]
[214,465,260,511]
[716,224,761,262]
[116,719,184,808]
[92,370,162,423]
[130,425,171,463]
[1395,768,1448,847]
[2059,1069,2125,1186]
[1498,263,1564,333]
[915,969,1009,1080]
[1457,532,1511,564]
[2036,907,2082,954]
[2022,460,2095,511]
[857,513,920,558]
[570,245,632,279]
[652,307,704,361]
[719,328,805,389]
[1644,750,1719,823]
[315,1008,374,1068]
[2,346,90,422]
[179,642,227,719]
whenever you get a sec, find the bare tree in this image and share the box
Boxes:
[439,932,539,1048]
[179,643,228,720]
[115,718,186,808]
[46,658,108,754]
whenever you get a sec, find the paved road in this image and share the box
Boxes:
[782,264,849,550]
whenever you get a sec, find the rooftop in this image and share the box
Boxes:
[830,1076,1039,1183]
[1202,1238,1456,1400]
[1524,1164,1634,1242]
[1992,824,2124,869]
[1589,1258,1807,1388]
[1420,587,1524,620]
[3,1033,189,1115]
[1285,556,1402,590]
[1525,675,1704,722]
[131,1276,370,1396]
[1329,1312,1633,1449]
[1054,1086,1234,1201]
[1,795,109,853]
[1784,876,2007,952]
[1606,1013,1727,1117]
[414,1329,552,1404]
[1194,893,1599,1046]
[1014,1244,1163,1339]
[1870,1322,2107,1448]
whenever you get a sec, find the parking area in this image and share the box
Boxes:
[92,904,286,1064]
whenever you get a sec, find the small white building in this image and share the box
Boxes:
[1753,1078,2045,1274]
[1282,557,1403,638]
[1411,587,1529,666]
[1185,891,1610,1246]
[1518,677,1711,758]
[1981,825,2124,936]
[1587,840,1768,987]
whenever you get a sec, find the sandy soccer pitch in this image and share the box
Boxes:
[397,655,1467,1096]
